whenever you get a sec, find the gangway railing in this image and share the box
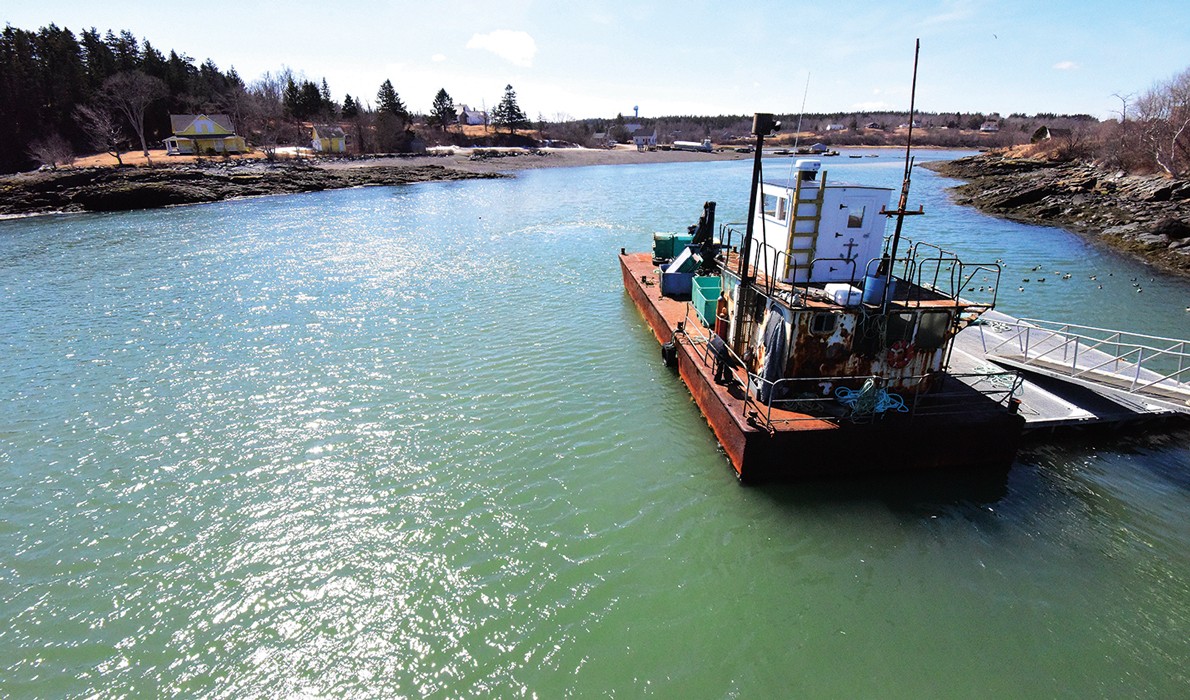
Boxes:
[980,318,1190,398]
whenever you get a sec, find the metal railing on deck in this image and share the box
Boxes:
[675,308,1022,430]
[980,318,1190,396]
[738,369,1022,430]
[718,224,1001,310]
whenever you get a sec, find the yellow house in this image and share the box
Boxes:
[164,114,248,155]
[312,124,347,153]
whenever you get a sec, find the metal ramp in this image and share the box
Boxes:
[956,311,1190,428]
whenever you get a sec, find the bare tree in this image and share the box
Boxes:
[247,71,288,160]
[217,82,253,139]
[74,103,127,165]
[1135,68,1190,176]
[102,70,167,163]
[27,133,74,169]
[1097,92,1136,170]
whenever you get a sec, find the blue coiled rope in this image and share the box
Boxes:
[835,380,908,414]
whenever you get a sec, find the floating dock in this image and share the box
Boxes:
[951,310,1190,431]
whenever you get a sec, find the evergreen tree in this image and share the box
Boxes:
[140,41,167,82]
[376,79,408,121]
[342,94,358,119]
[226,66,244,89]
[283,75,300,117]
[429,88,455,132]
[79,27,115,91]
[492,84,527,134]
[106,30,139,71]
[196,59,228,103]
[1,26,49,172]
[298,80,321,119]
[35,25,87,141]
[163,50,194,99]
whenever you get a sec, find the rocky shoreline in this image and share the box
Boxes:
[925,154,1190,275]
[0,162,505,217]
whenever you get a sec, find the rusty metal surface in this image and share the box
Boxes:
[621,250,1024,480]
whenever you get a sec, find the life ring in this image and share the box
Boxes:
[886,340,914,369]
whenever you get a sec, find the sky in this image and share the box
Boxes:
[6,1,1190,120]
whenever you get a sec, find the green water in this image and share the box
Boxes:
[2,154,1188,697]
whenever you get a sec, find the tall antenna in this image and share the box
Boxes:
[787,72,811,184]
[881,39,925,313]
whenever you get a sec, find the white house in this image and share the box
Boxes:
[633,130,658,150]
[456,105,488,126]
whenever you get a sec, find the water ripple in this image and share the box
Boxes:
[2,168,1189,697]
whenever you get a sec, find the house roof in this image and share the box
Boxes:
[170,114,236,136]
[313,124,346,138]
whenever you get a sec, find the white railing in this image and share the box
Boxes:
[982,318,1190,396]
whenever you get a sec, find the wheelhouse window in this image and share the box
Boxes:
[847,205,866,228]
[762,193,789,223]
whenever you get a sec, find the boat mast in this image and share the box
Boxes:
[735,113,780,351]
[882,39,925,313]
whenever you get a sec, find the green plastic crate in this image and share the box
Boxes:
[674,234,694,255]
[692,276,721,326]
[652,232,675,259]
[652,232,695,260]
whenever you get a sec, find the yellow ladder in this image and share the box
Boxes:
[783,173,825,283]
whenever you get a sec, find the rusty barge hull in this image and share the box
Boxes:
[620,252,1023,482]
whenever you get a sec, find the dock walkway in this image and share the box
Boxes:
[951,310,1190,431]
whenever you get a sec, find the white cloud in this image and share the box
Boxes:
[466,30,537,67]
[1053,60,1079,71]
[432,53,446,63]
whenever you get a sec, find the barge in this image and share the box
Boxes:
[620,112,1025,482]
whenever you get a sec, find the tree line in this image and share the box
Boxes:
[0,23,534,173]
[4,22,1187,177]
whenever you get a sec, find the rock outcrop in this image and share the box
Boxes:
[925,154,1190,275]
[0,162,505,217]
